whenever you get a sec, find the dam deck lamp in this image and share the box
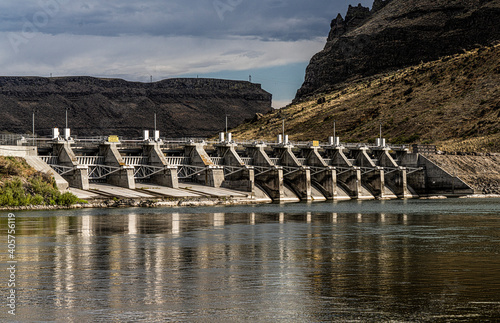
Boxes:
[65,107,70,129]
[32,109,36,146]
[282,118,285,139]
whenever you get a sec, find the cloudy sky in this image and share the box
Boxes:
[0,0,372,107]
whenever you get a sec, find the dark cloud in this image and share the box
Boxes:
[1,0,373,41]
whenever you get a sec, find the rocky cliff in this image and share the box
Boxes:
[297,0,500,99]
[0,77,272,138]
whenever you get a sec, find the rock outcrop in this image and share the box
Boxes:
[0,77,272,138]
[297,0,500,99]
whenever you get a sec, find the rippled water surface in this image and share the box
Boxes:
[2,198,500,322]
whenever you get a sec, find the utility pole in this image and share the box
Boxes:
[32,109,35,146]
[334,120,336,139]
[154,112,157,132]
[65,107,69,129]
[225,114,228,136]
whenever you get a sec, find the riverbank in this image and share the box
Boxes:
[0,195,272,211]
[2,193,500,211]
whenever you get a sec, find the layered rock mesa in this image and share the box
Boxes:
[0,76,272,138]
[297,0,500,99]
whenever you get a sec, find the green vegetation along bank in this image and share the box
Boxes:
[0,156,86,208]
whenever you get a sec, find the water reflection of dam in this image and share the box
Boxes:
[6,204,500,321]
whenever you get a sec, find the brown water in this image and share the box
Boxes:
[2,199,500,322]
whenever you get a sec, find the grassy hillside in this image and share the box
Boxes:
[232,44,500,152]
[0,156,85,207]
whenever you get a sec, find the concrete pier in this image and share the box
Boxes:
[325,146,364,199]
[53,141,89,190]
[273,144,312,201]
[215,143,254,192]
[301,147,337,200]
[372,147,412,198]
[184,142,224,187]
[99,142,136,189]
[350,146,385,199]
[143,142,178,188]
[245,143,288,202]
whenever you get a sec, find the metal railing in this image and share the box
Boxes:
[122,156,149,165]
[165,156,191,165]
[77,156,105,165]
[211,157,223,165]
[241,157,252,165]
[87,165,121,180]
[39,156,58,164]
[0,134,31,146]
[133,165,165,179]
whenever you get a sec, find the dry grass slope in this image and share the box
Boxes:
[232,44,500,152]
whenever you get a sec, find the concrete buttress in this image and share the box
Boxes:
[301,147,337,199]
[245,144,285,201]
[372,147,412,198]
[0,145,69,191]
[325,146,362,199]
[215,143,254,192]
[273,145,312,201]
[403,154,474,196]
[184,143,224,187]
[143,142,179,188]
[52,141,89,190]
[99,142,136,189]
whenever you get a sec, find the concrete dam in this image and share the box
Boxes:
[1,129,475,202]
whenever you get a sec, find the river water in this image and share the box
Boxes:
[2,198,500,322]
